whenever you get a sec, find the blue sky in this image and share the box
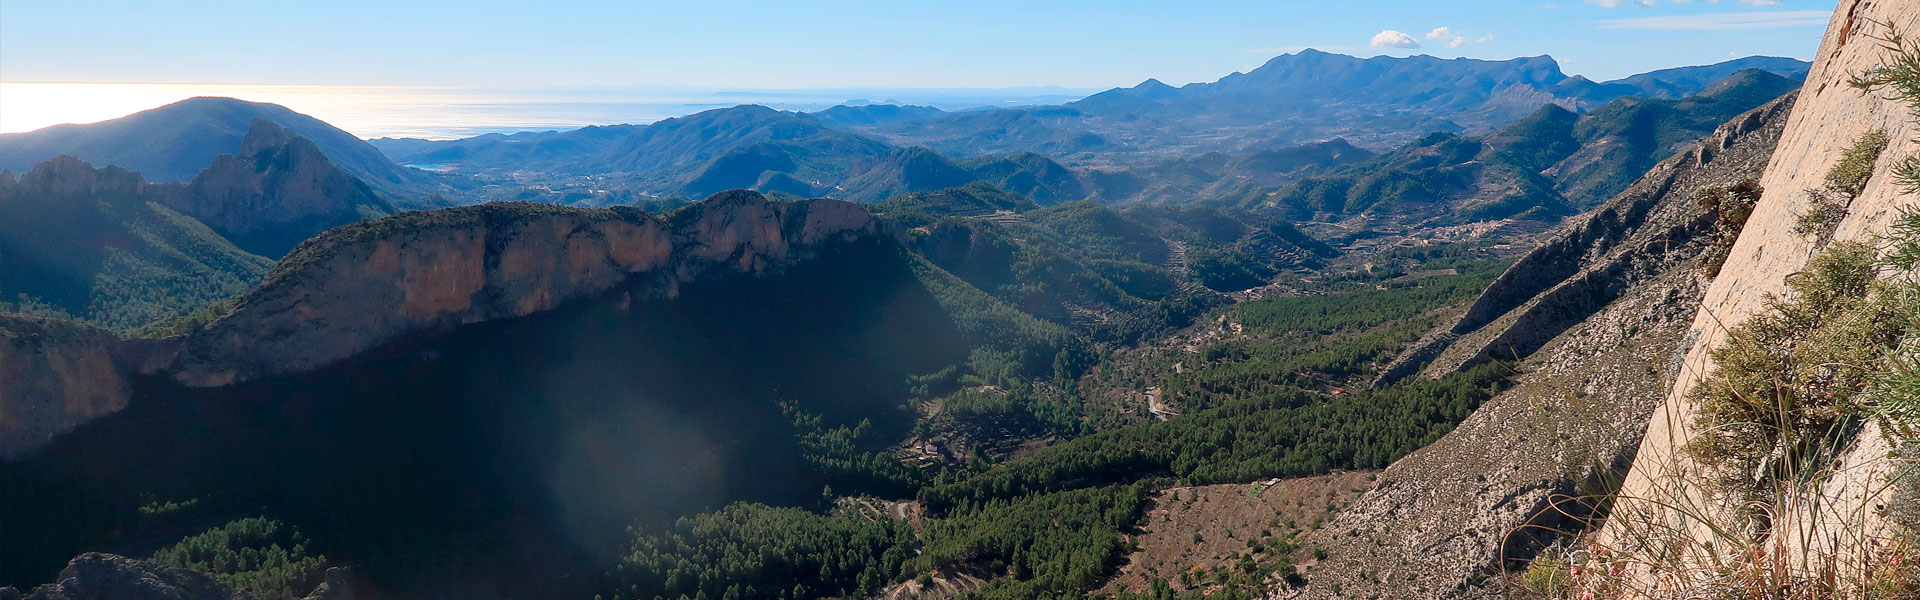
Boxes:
[1,1,1837,90]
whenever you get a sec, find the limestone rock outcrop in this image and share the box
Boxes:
[0,190,898,460]
[1605,0,1920,584]
[166,191,892,386]
[0,316,132,460]
[1288,87,1797,599]
[23,553,249,600]
[174,118,395,257]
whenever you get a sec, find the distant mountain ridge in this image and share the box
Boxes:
[0,156,272,332]
[371,124,644,172]
[838,147,1087,204]
[352,53,1808,212]
[1258,68,1799,227]
[0,97,444,200]
[830,52,1812,159]
[0,120,398,331]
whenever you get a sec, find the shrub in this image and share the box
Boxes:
[150,517,327,600]
[1697,179,1763,276]
[1825,129,1890,198]
[1685,241,1911,492]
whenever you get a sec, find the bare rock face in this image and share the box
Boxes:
[1288,89,1795,599]
[299,567,352,600]
[0,316,131,460]
[174,118,394,257]
[164,202,672,386]
[1606,0,1920,581]
[164,191,892,387]
[24,553,249,600]
[0,190,894,460]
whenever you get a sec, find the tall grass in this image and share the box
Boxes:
[1502,24,1920,594]
[1503,234,1920,598]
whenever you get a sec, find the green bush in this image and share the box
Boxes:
[601,503,917,600]
[1686,241,1916,493]
[1825,129,1890,198]
[149,517,327,600]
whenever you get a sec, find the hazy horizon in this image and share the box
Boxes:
[0,82,1101,139]
[0,48,1816,141]
[3,0,1836,139]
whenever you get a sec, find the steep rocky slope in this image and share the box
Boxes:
[9,553,250,600]
[1604,0,1920,588]
[0,317,132,461]
[174,119,394,257]
[1282,88,1795,599]
[1379,94,1794,386]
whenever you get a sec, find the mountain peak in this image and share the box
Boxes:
[1690,68,1799,108]
[179,120,392,257]
[0,96,436,197]
[237,117,294,158]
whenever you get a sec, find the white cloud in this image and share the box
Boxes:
[1596,10,1830,30]
[1584,0,1789,5]
[1477,32,1498,43]
[1426,26,1472,48]
[1370,29,1421,49]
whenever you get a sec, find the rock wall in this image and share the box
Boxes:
[0,191,895,459]
[13,553,247,600]
[169,191,893,386]
[1287,91,1795,599]
[0,316,131,461]
[1604,0,1920,581]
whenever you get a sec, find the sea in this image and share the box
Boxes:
[0,82,1096,141]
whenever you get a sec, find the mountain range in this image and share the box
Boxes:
[1250,68,1800,226]
[354,51,1807,212]
[0,118,393,332]
[0,97,447,200]
[1,38,1886,600]
[835,52,1811,157]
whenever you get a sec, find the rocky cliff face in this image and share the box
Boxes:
[1603,0,1920,586]
[164,190,890,386]
[1283,87,1796,598]
[175,118,394,257]
[0,191,896,460]
[12,553,248,600]
[0,316,132,461]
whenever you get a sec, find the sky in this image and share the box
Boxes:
[2,0,1836,88]
[0,1,1839,138]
